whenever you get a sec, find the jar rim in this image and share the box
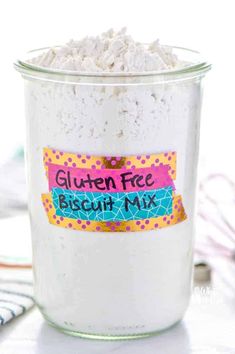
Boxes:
[14,45,211,83]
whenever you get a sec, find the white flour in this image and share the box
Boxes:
[23,29,202,337]
[29,28,185,72]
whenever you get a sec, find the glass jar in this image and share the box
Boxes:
[15,47,211,339]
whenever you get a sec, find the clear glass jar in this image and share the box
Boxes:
[15,47,211,339]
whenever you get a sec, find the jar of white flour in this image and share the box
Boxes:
[15,29,211,339]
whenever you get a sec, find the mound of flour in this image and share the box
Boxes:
[29,28,185,72]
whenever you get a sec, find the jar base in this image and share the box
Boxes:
[40,310,182,341]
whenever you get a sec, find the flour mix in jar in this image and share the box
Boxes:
[15,28,211,339]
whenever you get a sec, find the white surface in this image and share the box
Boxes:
[0,281,235,354]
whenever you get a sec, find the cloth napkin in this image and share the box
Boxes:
[0,269,34,325]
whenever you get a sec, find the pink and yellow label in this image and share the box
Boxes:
[42,148,187,232]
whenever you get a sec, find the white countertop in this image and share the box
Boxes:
[0,280,235,354]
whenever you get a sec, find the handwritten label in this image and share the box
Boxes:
[41,148,187,232]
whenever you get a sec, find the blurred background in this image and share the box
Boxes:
[0,0,235,312]
[1,1,235,352]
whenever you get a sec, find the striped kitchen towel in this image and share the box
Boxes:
[0,268,34,325]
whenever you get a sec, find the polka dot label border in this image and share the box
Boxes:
[43,148,177,180]
[41,147,186,233]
